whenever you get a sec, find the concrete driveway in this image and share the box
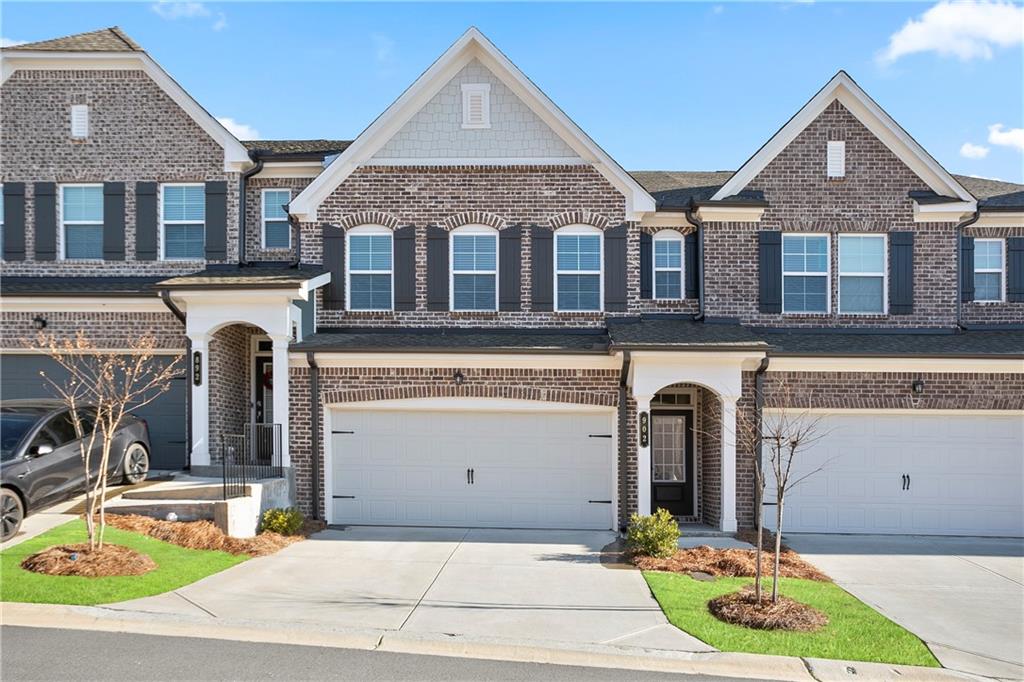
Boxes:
[114,526,711,652]
[787,534,1024,680]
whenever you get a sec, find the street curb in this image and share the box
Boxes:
[1,602,976,681]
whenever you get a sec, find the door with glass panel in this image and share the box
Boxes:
[650,410,694,517]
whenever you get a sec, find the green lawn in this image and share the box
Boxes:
[1,520,247,605]
[644,571,939,667]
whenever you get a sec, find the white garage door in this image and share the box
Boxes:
[768,412,1024,537]
[329,407,614,529]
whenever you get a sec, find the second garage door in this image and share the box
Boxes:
[329,407,614,530]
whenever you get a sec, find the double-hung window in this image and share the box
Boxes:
[161,184,205,260]
[838,234,886,314]
[653,231,684,300]
[555,227,602,312]
[782,234,829,313]
[262,189,291,249]
[347,226,392,311]
[61,184,104,259]
[974,239,1004,302]
[451,227,497,311]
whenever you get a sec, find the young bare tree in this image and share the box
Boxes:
[36,332,182,550]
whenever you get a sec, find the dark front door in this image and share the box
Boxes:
[650,410,694,517]
[254,356,273,424]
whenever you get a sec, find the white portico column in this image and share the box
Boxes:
[270,334,291,467]
[635,393,654,516]
[720,395,739,532]
[188,333,211,466]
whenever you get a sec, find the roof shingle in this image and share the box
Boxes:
[5,27,142,53]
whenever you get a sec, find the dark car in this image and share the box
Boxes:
[1,400,151,541]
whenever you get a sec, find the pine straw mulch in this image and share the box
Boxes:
[101,514,326,558]
[632,544,830,582]
[21,543,157,577]
[708,586,829,632]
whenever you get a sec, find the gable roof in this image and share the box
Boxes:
[290,27,655,222]
[243,139,353,161]
[711,71,975,204]
[2,27,142,52]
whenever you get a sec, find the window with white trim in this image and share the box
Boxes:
[653,230,684,300]
[70,104,89,138]
[262,189,291,249]
[450,226,497,311]
[782,234,829,313]
[838,234,887,314]
[555,226,602,312]
[161,184,205,260]
[347,226,392,311]
[974,238,1004,302]
[60,184,104,259]
[461,83,491,129]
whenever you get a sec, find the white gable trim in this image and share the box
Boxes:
[0,51,251,172]
[290,28,655,222]
[711,71,975,205]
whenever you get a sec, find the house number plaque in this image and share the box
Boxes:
[639,411,649,448]
[192,351,202,386]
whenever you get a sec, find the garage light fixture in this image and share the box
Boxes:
[32,316,47,330]
[453,370,466,386]
[911,379,925,394]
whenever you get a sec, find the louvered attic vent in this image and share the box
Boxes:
[70,104,89,138]
[461,83,491,129]
[827,140,846,178]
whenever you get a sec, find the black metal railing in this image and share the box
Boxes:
[221,423,283,500]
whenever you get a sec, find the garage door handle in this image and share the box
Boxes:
[906,474,910,491]
[588,500,611,504]
[333,495,355,499]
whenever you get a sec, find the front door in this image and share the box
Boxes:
[650,410,694,517]
[253,356,273,424]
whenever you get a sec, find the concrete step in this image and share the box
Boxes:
[103,500,220,522]
[122,485,250,501]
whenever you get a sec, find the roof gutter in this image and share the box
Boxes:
[159,290,191,470]
[306,352,321,520]
[238,152,265,267]
[955,207,981,331]
[684,203,705,321]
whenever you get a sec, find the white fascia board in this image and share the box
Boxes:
[975,211,1024,228]
[298,272,332,300]
[695,205,766,223]
[257,162,323,178]
[0,296,168,312]
[1,51,251,172]
[362,156,586,166]
[711,72,974,204]
[639,212,696,228]
[290,352,622,371]
[768,356,1024,374]
[327,397,615,413]
[289,28,655,222]
[912,200,976,223]
[1,347,183,355]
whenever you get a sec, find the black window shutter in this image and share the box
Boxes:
[1007,237,1024,303]
[888,231,914,315]
[2,183,25,261]
[103,182,125,260]
[204,180,228,260]
[33,182,57,261]
[499,225,522,311]
[426,226,449,311]
[321,225,345,310]
[960,235,975,303]
[604,224,628,312]
[685,231,699,299]
[758,231,783,313]
[639,231,652,299]
[393,225,416,311]
[135,182,158,260]
[531,227,553,311]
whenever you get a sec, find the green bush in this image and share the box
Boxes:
[626,508,680,558]
[261,507,304,536]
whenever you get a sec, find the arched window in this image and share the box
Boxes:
[450,225,498,311]
[653,230,684,300]
[346,225,392,311]
[554,225,603,312]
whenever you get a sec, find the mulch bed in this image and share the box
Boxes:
[102,514,325,557]
[21,543,157,577]
[708,586,829,632]
[633,544,830,581]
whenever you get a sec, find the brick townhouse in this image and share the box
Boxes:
[2,27,1022,537]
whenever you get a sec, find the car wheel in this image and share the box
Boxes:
[1,489,24,542]
[122,443,150,485]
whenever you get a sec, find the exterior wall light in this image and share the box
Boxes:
[911,379,925,394]
[454,370,466,386]
[32,316,47,330]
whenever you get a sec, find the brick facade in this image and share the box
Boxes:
[0,311,186,350]
[962,224,1024,326]
[207,324,260,461]
[243,176,314,263]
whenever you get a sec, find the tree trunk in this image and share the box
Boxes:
[772,496,784,603]
[754,479,763,604]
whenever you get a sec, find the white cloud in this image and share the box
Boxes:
[959,142,990,159]
[212,12,227,31]
[217,117,259,140]
[0,37,26,47]
[988,123,1024,152]
[371,33,395,64]
[877,0,1023,65]
[712,5,725,14]
[151,2,226,31]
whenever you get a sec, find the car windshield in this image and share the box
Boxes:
[1,412,43,462]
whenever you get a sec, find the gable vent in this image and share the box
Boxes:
[70,104,89,138]
[461,83,491,129]
[827,140,845,178]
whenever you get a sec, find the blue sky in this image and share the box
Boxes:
[4,1,1023,182]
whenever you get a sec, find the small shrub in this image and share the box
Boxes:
[261,507,304,536]
[626,508,680,559]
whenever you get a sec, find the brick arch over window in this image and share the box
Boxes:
[441,210,507,232]
[548,210,611,231]
[338,211,400,231]
[323,384,618,407]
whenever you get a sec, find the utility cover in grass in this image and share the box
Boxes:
[1,520,247,605]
